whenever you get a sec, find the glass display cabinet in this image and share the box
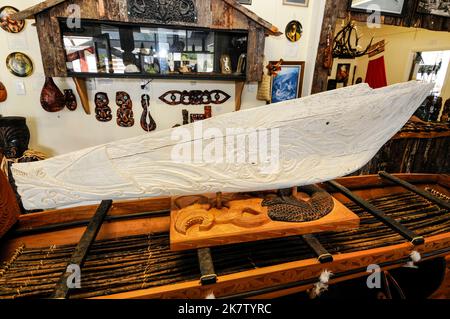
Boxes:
[60,20,248,81]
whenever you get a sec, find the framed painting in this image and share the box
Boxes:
[270,61,305,103]
[348,0,406,17]
[417,0,450,18]
[283,0,309,7]
[237,0,252,4]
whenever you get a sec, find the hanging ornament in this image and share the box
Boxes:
[95,92,112,122]
[40,77,65,112]
[285,20,303,42]
[0,81,7,102]
[333,19,375,59]
[140,94,156,132]
[116,91,134,127]
[64,89,77,111]
[0,6,25,33]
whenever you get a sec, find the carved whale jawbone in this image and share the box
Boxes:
[11,82,433,210]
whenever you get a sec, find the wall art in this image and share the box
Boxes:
[0,6,25,33]
[0,81,7,102]
[95,92,112,122]
[336,63,351,83]
[116,91,135,127]
[140,94,157,132]
[285,20,303,42]
[40,77,65,113]
[128,0,197,24]
[159,90,231,105]
[417,0,450,18]
[348,0,406,17]
[6,52,33,77]
[220,54,232,74]
[283,0,309,7]
[64,89,77,111]
[190,113,205,123]
[270,61,305,103]
[238,0,252,4]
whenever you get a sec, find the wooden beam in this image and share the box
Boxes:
[52,200,112,299]
[73,77,91,115]
[221,0,282,36]
[10,0,67,20]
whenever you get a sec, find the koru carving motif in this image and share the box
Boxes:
[128,0,197,24]
[116,91,135,127]
[262,185,334,223]
[140,94,157,132]
[159,90,231,105]
[95,92,112,122]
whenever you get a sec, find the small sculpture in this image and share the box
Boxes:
[95,92,112,122]
[64,89,77,111]
[116,91,134,127]
[220,54,232,74]
[204,105,212,119]
[40,77,65,112]
[140,94,156,132]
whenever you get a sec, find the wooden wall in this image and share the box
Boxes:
[312,0,450,94]
[35,0,266,81]
[353,136,450,175]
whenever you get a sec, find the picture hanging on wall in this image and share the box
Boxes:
[237,0,252,4]
[283,0,309,7]
[348,0,406,17]
[417,0,450,18]
[0,6,25,33]
[285,20,303,42]
[336,63,351,83]
[6,52,33,77]
[270,61,305,103]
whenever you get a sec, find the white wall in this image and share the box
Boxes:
[0,0,325,156]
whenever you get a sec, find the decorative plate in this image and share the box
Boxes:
[0,6,25,33]
[285,20,303,42]
[6,52,33,77]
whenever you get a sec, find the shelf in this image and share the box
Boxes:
[68,72,247,82]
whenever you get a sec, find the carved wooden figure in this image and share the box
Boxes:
[40,77,65,112]
[140,94,157,132]
[116,91,134,127]
[0,116,30,160]
[64,89,77,111]
[94,92,112,122]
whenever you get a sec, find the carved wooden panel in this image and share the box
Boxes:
[128,0,197,24]
[0,170,20,238]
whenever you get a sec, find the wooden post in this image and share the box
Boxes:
[72,77,91,115]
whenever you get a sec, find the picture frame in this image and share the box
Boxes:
[270,61,305,103]
[348,0,406,17]
[237,0,252,4]
[417,0,450,18]
[283,0,309,7]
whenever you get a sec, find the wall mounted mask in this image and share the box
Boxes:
[0,81,7,102]
[159,90,231,105]
[0,116,30,159]
[116,91,134,127]
[64,89,77,111]
[40,77,65,112]
[140,94,156,132]
[0,6,25,33]
[95,92,112,122]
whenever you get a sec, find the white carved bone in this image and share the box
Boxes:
[11,81,433,210]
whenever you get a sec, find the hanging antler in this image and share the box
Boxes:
[333,19,375,59]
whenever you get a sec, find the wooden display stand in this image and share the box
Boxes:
[170,190,360,251]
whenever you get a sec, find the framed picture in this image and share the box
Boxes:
[237,0,252,4]
[283,0,309,7]
[336,63,351,83]
[417,0,450,18]
[348,0,406,17]
[270,61,305,103]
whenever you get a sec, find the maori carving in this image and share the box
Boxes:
[40,77,65,113]
[0,169,20,238]
[159,90,231,105]
[64,89,77,111]
[10,82,434,210]
[128,0,197,24]
[140,94,157,132]
[116,91,134,127]
[0,117,30,159]
[95,92,112,122]
[0,81,7,102]
[262,185,334,222]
